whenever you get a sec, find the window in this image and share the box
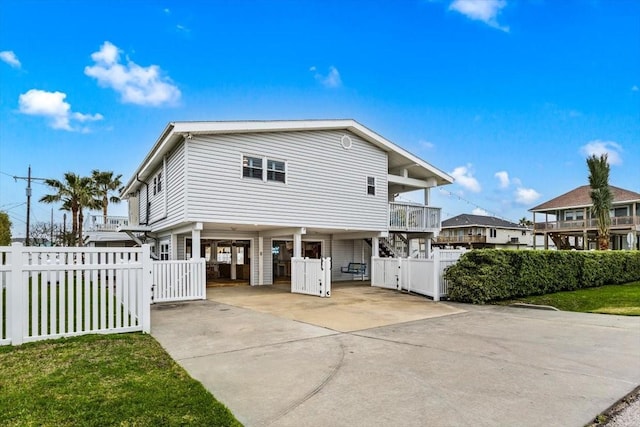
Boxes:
[242,155,287,183]
[153,171,163,195]
[610,207,628,217]
[490,228,497,238]
[159,243,169,260]
[367,176,376,196]
[564,209,584,221]
[267,159,286,182]
[242,156,263,179]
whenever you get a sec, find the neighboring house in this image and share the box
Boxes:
[530,185,640,250]
[433,214,531,249]
[117,119,453,285]
[84,214,137,247]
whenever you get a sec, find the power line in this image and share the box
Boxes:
[12,166,48,246]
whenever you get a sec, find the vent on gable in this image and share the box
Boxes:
[341,134,353,150]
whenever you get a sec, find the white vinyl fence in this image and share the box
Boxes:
[152,259,206,303]
[371,249,466,301]
[0,243,152,346]
[291,257,332,297]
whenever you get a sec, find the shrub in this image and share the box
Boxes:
[445,249,640,304]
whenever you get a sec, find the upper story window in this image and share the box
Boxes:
[243,156,263,179]
[564,209,584,221]
[489,228,497,238]
[243,155,287,183]
[367,176,376,196]
[610,206,628,217]
[153,171,163,195]
[267,159,286,182]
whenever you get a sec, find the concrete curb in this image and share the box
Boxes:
[509,302,560,311]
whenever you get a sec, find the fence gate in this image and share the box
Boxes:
[371,248,466,300]
[291,257,331,297]
[372,257,401,290]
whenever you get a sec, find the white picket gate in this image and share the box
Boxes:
[151,259,206,303]
[291,257,332,297]
[371,248,466,301]
[372,257,401,290]
[0,243,152,346]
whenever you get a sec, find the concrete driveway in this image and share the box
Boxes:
[151,285,640,427]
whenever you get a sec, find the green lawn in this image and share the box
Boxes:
[0,333,242,427]
[507,281,640,315]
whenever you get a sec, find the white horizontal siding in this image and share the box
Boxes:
[332,239,371,281]
[185,130,388,230]
[148,142,186,230]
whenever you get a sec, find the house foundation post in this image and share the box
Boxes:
[192,223,203,259]
[231,240,237,280]
[258,235,264,286]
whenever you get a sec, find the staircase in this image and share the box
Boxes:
[364,233,408,258]
[548,233,583,250]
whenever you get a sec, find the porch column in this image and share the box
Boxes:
[424,188,430,206]
[372,237,379,258]
[532,212,536,249]
[293,231,303,258]
[231,240,237,280]
[426,236,432,258]
[170,233,178,260]
[192,222,203,259]
[258,235,264,286]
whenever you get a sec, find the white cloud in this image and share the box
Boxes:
[85,41,181,106]
[312,65,342,88]
[419,139,435,149]
[450,164,481,193]
[515,187,541,205]
[449,0,509,32]
[0,50,21,68]
[494,171,510,188]
[18,89,103,131]
[632,85,639,92]
[472,208,489,216]
[579,140,623,165]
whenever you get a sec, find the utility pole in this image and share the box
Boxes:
[13,166,47,246]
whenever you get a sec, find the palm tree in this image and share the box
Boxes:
[518,217,533,228]
[40,173,100,246]
[92,170,123,225]
[586,154,613,250]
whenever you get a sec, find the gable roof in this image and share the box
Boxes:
[530,185,640,212]
[442,214,524,230]
[121,119,454,196]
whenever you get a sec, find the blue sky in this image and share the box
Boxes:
[1,0,639,237]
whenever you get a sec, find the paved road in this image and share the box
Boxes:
[151,291,640,427]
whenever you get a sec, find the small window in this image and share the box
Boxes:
[267,159,286,182]
[367,177,376,196]
[159,243,169,260]
[153,172,163,195]
[243,156,263,179]
[490,228,497,238]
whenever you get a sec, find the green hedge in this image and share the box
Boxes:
[444,250,640,304]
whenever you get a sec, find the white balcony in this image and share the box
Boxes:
[85,215,129,232]
[389,202,441,232]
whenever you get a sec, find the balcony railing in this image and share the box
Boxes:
[84,215,129,232]
[389,202,441,232]
[435,235,487,244]
[535,216,638,231]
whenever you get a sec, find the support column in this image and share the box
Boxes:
[192,223,203,259]
[424,188,430,206]
[170,233,178,260]
[231,240,237,280]
[293,231,303,258]
[258,235,264,286]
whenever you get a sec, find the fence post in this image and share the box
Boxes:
[141,244,152,333]
[433,249,441,302]
[9,243,24,345]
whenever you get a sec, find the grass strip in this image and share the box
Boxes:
[0,333,242,426]
[505,281,640,315]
